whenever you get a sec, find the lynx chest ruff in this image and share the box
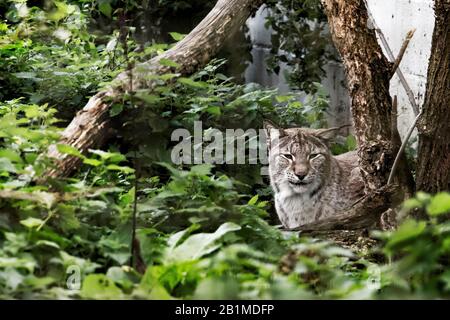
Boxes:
[274,185,322,227]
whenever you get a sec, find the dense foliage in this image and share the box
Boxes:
[0,0,449,300]
[265,0,335,92]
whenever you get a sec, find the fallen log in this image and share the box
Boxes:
[42,0,264,179]
[283,185,401,234]
[279,185,402,248]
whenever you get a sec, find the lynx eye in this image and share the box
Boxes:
[309,153,320,160]
[282,154,294,160]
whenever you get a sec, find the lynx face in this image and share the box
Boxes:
[265,124,336,195]
[264,122,362,228]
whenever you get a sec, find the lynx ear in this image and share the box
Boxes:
[263,120,285,148]
[312,124,351,142]
[263,120,278,132]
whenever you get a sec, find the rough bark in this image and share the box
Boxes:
[416,0,450,193]
[42,0,263,179]
[320,0,400,192]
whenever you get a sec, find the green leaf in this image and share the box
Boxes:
[440,270,450,292]
[427,192,450,216]
[385,219,427,250]
[190,164,213,176]
[106,267,135,291]
[345,134,357,150]
[98,1,112,18]
[13,72,38,80]
[206,106,221,115]
[106,164,135,174]
[159,73,180,81]
[109,104,123,117]
[416,192,431,202]
[56,144,83,158]
[403,198,422,210]
[178,77,209,88]
[88,149,126,163]
[139,267,172,299]
[99,225,132,265]
[0,268,24,290]
[0,158,17,173]
[165,222,241,262]
[24,105,40,118]
[81,274,123,299]
[20,217,44,229]
[0,149,23,163]
[83,158,102,166]
[35,240,60,249]
[23,276,55,289]
[248,195,259,205]
[275,95,294,103]
[136,93,161,105]
[169,32,185,41]
[159,58,180,68]
[57,204,80,231]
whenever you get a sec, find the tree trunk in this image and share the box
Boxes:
[42,0,263,179]
[320,0,401,193]
[416,0,450,193]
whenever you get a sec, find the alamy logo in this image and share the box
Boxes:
[170,121,273,174]
[66,265,81,290]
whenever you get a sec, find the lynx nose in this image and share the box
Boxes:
[294,165,308,180]
[294,172,307,180]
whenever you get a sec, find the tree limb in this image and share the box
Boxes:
[41,0,264,180]
[390,29,416,79]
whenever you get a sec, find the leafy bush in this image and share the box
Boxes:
[373,192,450,299]
[0,98,449,299]
[0,1,125,120]
[1,0,448,301]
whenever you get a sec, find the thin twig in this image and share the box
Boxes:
[376,28,419,116]
[387,110,422,185]
[118,10,138,268]
[390,29,416,78]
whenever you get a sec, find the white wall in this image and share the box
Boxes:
[367,0,435,138]
[244,1,435,138]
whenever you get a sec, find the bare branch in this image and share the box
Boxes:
[387,110,422,186]
[390,29,416,79]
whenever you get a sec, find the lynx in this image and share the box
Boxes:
[264,122,364,229]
